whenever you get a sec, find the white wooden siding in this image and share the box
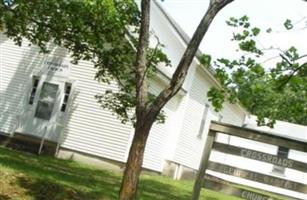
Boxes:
[59,59,133,162]
[173,67,245,169]
[140,78,180,171]
[0,33,181,172]
[0,33,131,163]
[0,35,42,134]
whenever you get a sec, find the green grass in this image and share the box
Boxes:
[0,147,241,200]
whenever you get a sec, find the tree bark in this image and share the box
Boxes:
[135,0,151,115]
[119,0,151,199]
[119,113,155,200]
[119,0,234,199]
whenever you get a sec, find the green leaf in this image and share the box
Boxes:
[251,27,260,36]
[199,54,212,66]
[284,19,293,30]
[207,88,225,112]
[266,28,272,33]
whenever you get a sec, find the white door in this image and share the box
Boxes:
[16,75,71,141]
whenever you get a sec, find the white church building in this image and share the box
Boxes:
[0,1,306,198]
[0,0,246,174]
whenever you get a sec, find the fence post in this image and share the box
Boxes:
[191,130,216,200]
[38,126,48,155]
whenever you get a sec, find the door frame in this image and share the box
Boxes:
[15,72,77,142]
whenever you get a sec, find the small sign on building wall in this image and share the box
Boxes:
[40,57,71,77]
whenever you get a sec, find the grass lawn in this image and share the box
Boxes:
[0,147,242,200]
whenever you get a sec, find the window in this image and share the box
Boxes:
[272,146,289,175]
[61,82,72,112]
[197,104,210,138]
[28,76,40,105]
[35,82,59,120]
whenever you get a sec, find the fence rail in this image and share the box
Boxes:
[191,121,307,200]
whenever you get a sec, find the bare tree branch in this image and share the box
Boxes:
[280,53,292,65]
[142,34,161,85]
[149,0,234,118]
[277,62,307,89]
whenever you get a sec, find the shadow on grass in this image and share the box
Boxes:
[0,147,196,200]
[137,178,191,200]
[0,148,120,200]
[17,176,89,200]
[0,194,11,200]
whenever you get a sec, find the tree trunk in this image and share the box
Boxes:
[119,0,235,199]
[119,112,155,200]
[119,0,152,199]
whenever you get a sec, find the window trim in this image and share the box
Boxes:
[28,76,40,105]
[197,104,210,138]
[34,82,59,120]
[60,82,72,112]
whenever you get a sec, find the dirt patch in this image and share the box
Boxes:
[17,176,91,200]
[0,171,29,200]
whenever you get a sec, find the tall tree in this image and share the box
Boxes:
[119,0,234,199]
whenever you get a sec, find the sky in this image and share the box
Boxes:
[160,0,307,65]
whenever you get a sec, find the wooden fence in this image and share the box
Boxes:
[191,121,307,200]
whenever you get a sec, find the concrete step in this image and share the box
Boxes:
[0,132,57,155]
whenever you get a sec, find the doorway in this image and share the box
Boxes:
[16,75,73,142]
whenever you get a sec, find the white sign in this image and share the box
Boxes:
[41,57,71,77]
